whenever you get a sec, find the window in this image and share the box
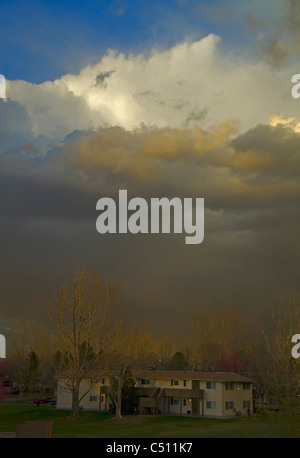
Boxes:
[225,382,234,390]
[225,401,234,410]
[243,400,250,408]
[141,379,150,385]
[243,382,250,390]
[170,380,187,386]
[89,396,98,402]
[206,401,216,409]
[170,398,179,405]
[206,381,216,389]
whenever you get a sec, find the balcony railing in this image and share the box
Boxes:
[99,385,203,399]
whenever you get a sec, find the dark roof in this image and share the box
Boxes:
[57,369,253,383]
[132,369,252,383]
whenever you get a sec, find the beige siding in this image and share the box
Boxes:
[56,377,111,412]
[56,380,72,410]
[56,372,253,418]
[223,382,252,417]
[200,381,223,417]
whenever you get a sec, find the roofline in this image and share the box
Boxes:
[132,370,253,383]
[56,369,253,383]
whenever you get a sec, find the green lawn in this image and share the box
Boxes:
[0,403,299,438]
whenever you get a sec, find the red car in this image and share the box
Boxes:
[34,396,52,406]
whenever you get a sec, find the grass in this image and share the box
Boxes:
[1,403,300,438]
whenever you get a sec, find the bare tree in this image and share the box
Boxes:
[261,293,300,405]
[48,267,120,418]
[186,304,248,370]
[107,321,149,420]
[152,337,174,369]
[6,320,54,395]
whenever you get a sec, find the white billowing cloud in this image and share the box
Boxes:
[57,33,298,131]
[6,79,103,143]
[6,33,299,148]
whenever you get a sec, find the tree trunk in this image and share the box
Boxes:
[71,385,80,418]
[115,384,123,420]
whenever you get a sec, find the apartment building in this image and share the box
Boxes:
[56,369,253,418]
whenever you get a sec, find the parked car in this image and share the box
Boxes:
[34,396,52,406]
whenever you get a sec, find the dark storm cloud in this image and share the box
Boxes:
[1,118,300,335]
[0,163,94,223]
[2,119,300,227]
[230,123,300,176]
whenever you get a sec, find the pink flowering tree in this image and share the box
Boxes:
[216,351,244,374]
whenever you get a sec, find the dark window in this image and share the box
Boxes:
[225,401,234,410]
[243,382,250,390]
[225,382,234,390]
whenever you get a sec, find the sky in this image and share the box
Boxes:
[0,0,300,339]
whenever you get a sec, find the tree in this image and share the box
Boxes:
[215,351,244,373]
[109,368,138,416]
[261,293,300,405]
[24,351,41,392]
[121,370,138,415]
[6,320,52,395]
[107,321,149,420]
[0,360,9,403]
[245,340,269,405]
[168,352,189,370]
[187,304,248,370]
[149,337,174,370]
[30,324,57,392]
[48,266,120,418]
